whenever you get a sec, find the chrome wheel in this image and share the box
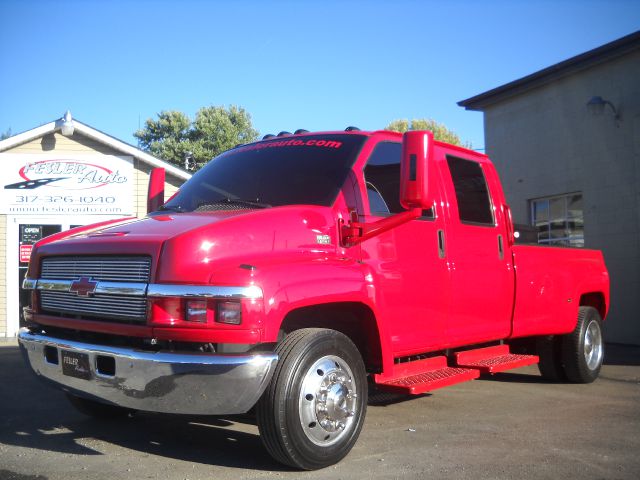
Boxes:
[562,306,605,383]
[584,318,603,371]
[299,355,358,446]
[257,328,367,469]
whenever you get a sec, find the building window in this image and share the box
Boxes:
[530,193,584,247]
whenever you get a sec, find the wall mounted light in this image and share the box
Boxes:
[586,96,620,126]
[59,110,75,136]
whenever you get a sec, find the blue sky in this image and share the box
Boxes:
[0,0,638,151]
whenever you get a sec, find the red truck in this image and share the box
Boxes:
[19,129,609,470]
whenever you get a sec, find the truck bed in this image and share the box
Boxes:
[511,245,609,338]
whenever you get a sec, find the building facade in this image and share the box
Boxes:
[459,32,640,345]
[0,113,190,338]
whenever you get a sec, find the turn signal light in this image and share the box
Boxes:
[185,299,208,323]
[216,301,242,325]
[150,297,244,327]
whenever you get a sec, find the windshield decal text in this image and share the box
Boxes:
[236,138,343,153]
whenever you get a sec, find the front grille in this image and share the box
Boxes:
[40,291,147,322]
[41,256,151,282]
[39,256,151,323]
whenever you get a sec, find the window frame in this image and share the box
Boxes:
[445,155,496,228]
[362,140,434,220]
[529,192,584,247]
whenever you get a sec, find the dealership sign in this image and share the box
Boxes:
[1,154,134,215]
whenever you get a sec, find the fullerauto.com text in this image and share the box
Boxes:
[8,205,124,214]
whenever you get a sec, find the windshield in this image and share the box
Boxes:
[161,134,366,212]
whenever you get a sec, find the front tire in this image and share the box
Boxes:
[257,328,367,470]
[562,306,605,383]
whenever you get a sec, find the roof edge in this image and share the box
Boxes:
[0,121,58,151]
[72,121,191,180]
[0,116,191,181]
[458,30,640,111]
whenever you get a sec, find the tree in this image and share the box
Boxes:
[385,119,469,147]
[134,105,259,170]
[1,128,11,140]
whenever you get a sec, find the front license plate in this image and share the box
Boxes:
[61,350,92,380]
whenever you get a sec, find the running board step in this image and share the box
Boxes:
[374,356,480,395]
[453,345,539,374]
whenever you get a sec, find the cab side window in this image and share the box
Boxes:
[364,142,434,218]
[446,156,494,225]
[364,142,402,214]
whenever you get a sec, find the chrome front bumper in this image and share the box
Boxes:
[18,329,278,415]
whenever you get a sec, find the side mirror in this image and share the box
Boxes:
[400,130,435,210]
[147,167,165,214]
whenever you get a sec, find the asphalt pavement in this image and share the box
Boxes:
[1,341,639,480]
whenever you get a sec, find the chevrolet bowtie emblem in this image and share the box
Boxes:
[69,277,98,297]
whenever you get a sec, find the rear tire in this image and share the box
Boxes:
[256,328,367,470]
[536,335,567,382]
[66,393,133,419]
[562,306,604,383]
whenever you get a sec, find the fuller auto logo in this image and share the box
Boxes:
[3,159,128,190]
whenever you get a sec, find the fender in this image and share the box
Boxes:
[242,256,392,375]
[574,266,610,320]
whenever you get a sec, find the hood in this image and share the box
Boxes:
[31,206,339,283]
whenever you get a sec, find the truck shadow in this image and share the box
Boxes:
[368,387,431,406]
[2,342,433,470]
[8,341,635,469]
[477,371,546,384]
[1,410,289,471]
[2,390,421,472]
[0,345,289,471]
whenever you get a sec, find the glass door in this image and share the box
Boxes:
[18,224,62,327]
[7,214,124,337]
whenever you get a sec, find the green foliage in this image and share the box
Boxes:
[386,119,469,147]
[134,106,259,170]
[0,128,12,140]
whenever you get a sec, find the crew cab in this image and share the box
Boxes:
[18,129,609,470]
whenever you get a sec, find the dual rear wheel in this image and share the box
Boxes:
[537,306,604,383]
